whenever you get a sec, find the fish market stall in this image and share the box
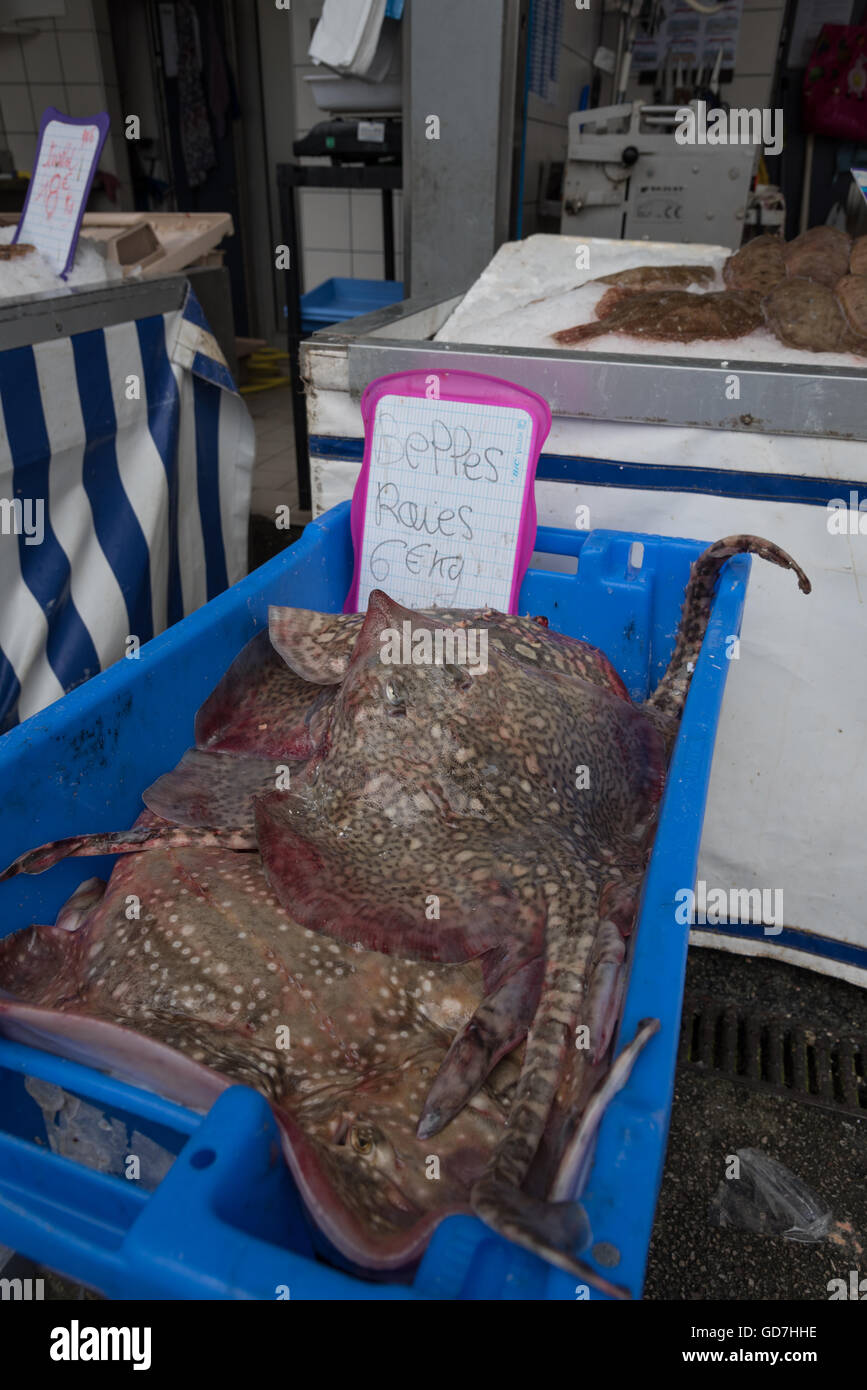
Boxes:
[302,234,867,987]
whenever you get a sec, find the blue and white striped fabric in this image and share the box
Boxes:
[0,284,254,732]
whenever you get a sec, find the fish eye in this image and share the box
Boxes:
[349,1125,376,1156]
[384,677,406,711]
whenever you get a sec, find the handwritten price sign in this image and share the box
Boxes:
[346,370,551,613]
[15,106,110,278]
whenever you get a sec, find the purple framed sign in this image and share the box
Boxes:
[14,107,110,280]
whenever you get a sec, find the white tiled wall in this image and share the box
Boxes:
[290,0,403,292]
[0,0,132,208]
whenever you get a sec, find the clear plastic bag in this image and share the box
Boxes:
[708,1148,832,1243]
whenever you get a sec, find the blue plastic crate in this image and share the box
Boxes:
[0,502,752,1300]
[300,277,405,333]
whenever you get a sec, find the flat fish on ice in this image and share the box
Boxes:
[552,290,763,346]
[591,265,716,291]
[762,277,859,354]
[850,236,867,278]
[783,226,851,288]
[722,234,786,293]
[834,274,867,349]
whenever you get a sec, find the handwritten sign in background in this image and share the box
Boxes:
[353,392,536,612]
[15,107,110,278]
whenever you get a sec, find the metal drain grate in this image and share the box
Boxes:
[678,994,867,1118]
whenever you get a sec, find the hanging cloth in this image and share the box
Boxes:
[176,0,217,189]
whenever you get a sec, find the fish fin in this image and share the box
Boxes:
[417,957,544,1138]
[0,923,78,999]
[648,536,810,722]
[581,919,628,1063]
[550,1018,661,1204]
[0,824,256,881]
[472,1020,661,1297]
[256,791,544,962]
[0,1001,227,1112]
[143,748,279,830]
[471,1180,630,1299]
[469,870,652,1221]
[195,627,333,759]
[268,606,360,684]
[54,876,107,932]
[552,320,607,345]
[419,908,627,1140]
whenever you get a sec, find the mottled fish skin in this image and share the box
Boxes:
[850,236,867,278]
[722,234,786,293]
[269,609,366,686]
[552,289,764,346]
[761,277,857,355]
[268,604,625,695]
[0,834,630,1294]
[196,627,332,760]
[783,226,851,288]
[140,624,347,830]
[0,535,812,1288]
[592,265,716,291]
[0,833,518,1273]
[647,536,811,727]
[0,609,628,881]
[254,592,668,1275]
[142,606,630,835]
[834,274,867,351]
[257,540,809,1273]
[145,748,281,831]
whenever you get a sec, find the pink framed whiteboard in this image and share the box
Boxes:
[345,369,552,614]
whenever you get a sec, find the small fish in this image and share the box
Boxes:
[552,290,764,346]
[592,265,717,291]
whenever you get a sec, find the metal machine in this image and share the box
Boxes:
[560,101,757,247]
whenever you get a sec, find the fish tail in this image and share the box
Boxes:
[472,1016,661,1297]
[475,935,592,1194]
[648,535,810,722]
[551,321,604,346]
[0,825,257,881]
